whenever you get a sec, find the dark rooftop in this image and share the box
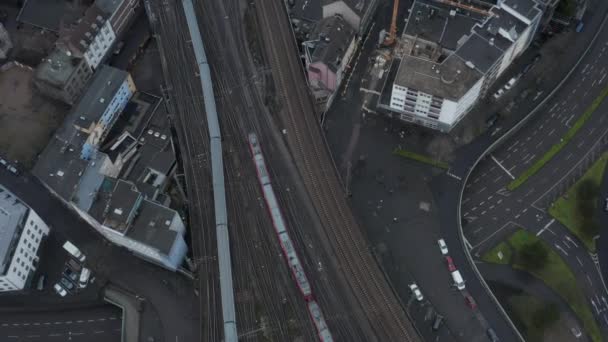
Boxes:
[103,180,142,233]
[501,0,540,21]
[64,5,109,56]
[127,199,180,254]
[455,33,504,73]
[35,48,85,88]
[404,1,482,51]
[308,15,355,72]
[17,0,81,32]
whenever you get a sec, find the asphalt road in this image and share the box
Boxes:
[461,17,608,339]
[0,305,121,342]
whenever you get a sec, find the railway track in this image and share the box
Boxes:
[253,0,423,340]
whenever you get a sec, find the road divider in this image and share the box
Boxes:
[507,84,608,191]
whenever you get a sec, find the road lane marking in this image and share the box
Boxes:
[94,331,105,334]
[491,155,515,180]
[577,256,583,266]
[537,219,555,236]
[472,221,515,249]
[554,243,568,256]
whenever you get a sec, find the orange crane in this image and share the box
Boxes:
[383,0,399,46]
[435,0,491,16]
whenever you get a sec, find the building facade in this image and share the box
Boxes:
[0,185,50,292]
[321,0,378,34]
[303,15,357,107]
[34,48,93,105]
[384,0,543,132]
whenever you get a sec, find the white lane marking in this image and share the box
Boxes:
[464,237,473,250]
[49,333,62,337]
[565,236,579,248]
[478,187,487,194]
[472,221,514,249]
[491,155,515,180]
[555,243,568,256]
[577,256,583,266]
[94,331,105,334]
[537,219,556,236]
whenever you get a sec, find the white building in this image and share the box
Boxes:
[384,0,543,132]
[0,185,50,292]
[62,4,117,71]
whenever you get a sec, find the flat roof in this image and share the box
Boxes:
[395,53,482,100]
[127,199,179,254]
[69,65,128,129]
[404,1,482,51]
[17,0,68,32]
[308,15,354,72]
[33,135,89,201]
[35,48,84,88]
[0,186,27,272]
[455,33,504,73]
[501,0,540,21]
[103,180,142,233]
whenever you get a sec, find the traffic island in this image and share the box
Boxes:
[548,153,608,252]
[482,229,601,342]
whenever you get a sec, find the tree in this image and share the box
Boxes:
[578,179,599,202]
[519,241,549,271]
[531,303,560,330]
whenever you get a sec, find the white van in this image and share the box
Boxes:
[451,270,465,290]
[79,267,91,288]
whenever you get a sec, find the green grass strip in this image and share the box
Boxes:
[491,229,602,342]
[481,241,512,264]
[392,148,449,169]
[548,153,608,252]
[507,85,608,191]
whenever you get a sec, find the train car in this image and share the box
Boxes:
[248,133,313,299]
[307,300,334,342]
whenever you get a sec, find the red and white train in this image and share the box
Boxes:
[248,133,333,342]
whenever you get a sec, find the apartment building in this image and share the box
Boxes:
[0,185,50,292]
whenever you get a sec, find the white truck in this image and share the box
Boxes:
[451,270,466,290]
[63,241,86,262]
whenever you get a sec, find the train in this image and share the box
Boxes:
[248,133,334,342]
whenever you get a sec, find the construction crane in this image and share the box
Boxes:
[433,0,491,16]
[383,0,399,46]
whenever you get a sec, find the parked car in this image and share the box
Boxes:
[504,77,518,90]
[60,276,75,292]
[487,328,500,342]
[54,283,67,297]
[36,275,46,291]
[445,256,456,272]
[451,270,466,290]
[604,197,608,212]
[67,259,82,273]
[409,283,424,301]
[79,268,91,288]
[438,239,448,255]
[493,88,505,99]
[63,267,79,283]
[465,295,477,310]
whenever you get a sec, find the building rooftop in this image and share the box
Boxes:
[33,135,89,201]
[68,65,128,132]
[454,33,504,73]
[394,0,537,100]
[35,48,84,88]
[17,0,71,32]
[127,199,180,254]
[404,1,483,51]
[395,53,482,101]
[64,5,110,56]
[95,0,124,15]
[103,180,142,234]
[308,15,354,72]
[500,0,540,21]
[0,186,27,274]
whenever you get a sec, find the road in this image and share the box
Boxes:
[461,17,608,338]
[0,166,199,342]
[0,305,121,342]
